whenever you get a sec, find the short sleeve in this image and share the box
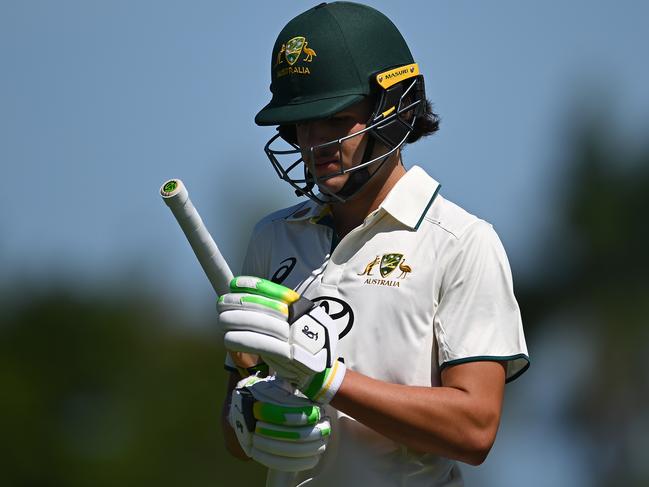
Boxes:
[434,221,529,382]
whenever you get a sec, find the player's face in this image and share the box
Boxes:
[295,98,373,194]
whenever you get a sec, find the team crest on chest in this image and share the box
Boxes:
[380,253,403,277]
[358,253,412,287]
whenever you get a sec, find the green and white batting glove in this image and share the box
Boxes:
[229,374,331,472]
[218,276,347,404]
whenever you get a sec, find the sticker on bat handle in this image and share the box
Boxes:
[163,180,178,193]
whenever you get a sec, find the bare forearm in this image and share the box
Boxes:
[330,364,505,465]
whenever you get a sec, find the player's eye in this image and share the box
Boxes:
[329,114,355,125]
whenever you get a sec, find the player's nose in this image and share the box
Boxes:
[297,119,334,147]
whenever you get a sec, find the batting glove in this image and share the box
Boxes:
[218,276,346,404]
[229,374,331,472]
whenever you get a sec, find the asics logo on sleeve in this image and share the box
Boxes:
[271,257,297,284]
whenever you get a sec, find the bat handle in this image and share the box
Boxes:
[266,469,297,487]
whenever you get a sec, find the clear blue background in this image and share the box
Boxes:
[3,0,647,303]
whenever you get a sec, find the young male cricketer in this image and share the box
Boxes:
[217,2,529,486]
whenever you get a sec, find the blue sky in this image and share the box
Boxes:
[1,0,648,309]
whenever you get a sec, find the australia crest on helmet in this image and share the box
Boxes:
[285,36,306,65]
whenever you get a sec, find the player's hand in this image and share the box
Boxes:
[217,276,346,404]
[229,374,330,472]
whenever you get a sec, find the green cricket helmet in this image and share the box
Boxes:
[256,1,426,204]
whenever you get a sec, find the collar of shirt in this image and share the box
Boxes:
[285,165,441,230]
[379,165,441,230]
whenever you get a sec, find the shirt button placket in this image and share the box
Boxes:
[322,217,374,287]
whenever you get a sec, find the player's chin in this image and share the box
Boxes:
[316,173,348,195]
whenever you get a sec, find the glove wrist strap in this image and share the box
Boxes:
[304,360,347,405]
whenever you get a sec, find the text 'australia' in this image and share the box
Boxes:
[277,66,311,78]
[363,278,400,287]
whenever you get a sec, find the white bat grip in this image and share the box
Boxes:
[160,179,233,296]
[266,470,297,487]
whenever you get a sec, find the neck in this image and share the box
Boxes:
[330,154,406,238]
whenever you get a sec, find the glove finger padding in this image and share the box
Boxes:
[254,420,330,456]
[218,297,290,341]
[250,447,323,472]
[253,433,328,458]
[253,400,321,426]
[229,375,330,472]
[251,420,330,471]
[219,291,293,371]
[218,292,290,323]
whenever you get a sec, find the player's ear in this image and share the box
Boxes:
[278,125,298,145]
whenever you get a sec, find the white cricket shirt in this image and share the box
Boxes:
[234,165,529,486]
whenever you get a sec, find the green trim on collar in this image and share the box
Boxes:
[440,353,530,384]
[414,183,441,230]
[378,166,442,229]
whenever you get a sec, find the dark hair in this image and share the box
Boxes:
[405,99,440,145]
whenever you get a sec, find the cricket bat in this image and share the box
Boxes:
[160,178,296,487]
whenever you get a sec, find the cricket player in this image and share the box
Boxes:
[218,2,529,486]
